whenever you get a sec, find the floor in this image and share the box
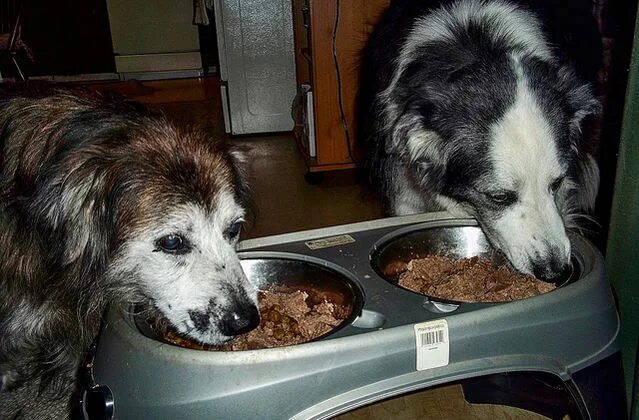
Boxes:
[87,76,551,420]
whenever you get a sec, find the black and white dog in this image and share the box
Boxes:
[0,85,258,417]
[359,0,602,281]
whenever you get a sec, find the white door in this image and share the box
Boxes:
[214,0,297,134]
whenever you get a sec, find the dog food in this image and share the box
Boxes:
[155,287,351,351]
[397,255,556,302]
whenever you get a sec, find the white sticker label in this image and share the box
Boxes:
[304,235,355,250]
[414,319,449,371]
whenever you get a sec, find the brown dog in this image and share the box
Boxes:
[0,85,258,418]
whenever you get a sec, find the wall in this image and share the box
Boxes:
[106,0,202,78]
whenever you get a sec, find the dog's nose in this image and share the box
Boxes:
[532,259,572,285]
[219,304,260,336]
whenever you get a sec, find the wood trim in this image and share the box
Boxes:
[294,0,390,170]
[291,0,311,85]
[308,162,357,172]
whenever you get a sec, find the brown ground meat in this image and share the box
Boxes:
[397,255,556,302]
[154,287,352,351]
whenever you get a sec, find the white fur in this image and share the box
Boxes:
[485,59,570,273]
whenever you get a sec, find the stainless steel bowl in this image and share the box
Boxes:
[135,255,365,349]
[370,225,581,303]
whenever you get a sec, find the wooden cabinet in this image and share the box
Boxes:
[291,0,390,173]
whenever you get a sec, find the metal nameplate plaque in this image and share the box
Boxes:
[305,235,356,250]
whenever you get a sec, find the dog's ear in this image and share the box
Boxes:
[378,91,447,191]
[571,152,600,214]
[370,43,474,191]
[379,45,475,187]
[557,65,601,151]
[30,160,120,271]
[558,152,600,228]
[228,146,249,180]
[378,104,446,190]
[226,144,253,218]
[555,65,601,218]
[404,123,447,190]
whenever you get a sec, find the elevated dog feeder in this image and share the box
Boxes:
[82,212,625,419]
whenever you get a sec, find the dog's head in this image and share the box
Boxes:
[4,91,259,345]
[379,29,600,281]
[106,124,259,344]
[114,132,259,344]
[119,184,260,344]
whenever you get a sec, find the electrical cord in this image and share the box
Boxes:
[332,0,360,165]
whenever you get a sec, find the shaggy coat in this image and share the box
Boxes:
[0,85,253,418]
[358,0,602,280]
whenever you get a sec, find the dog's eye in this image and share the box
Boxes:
[157,234,187,254]
[550,177,564,194]
[486,191,517,205]
[225,220,243,240]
